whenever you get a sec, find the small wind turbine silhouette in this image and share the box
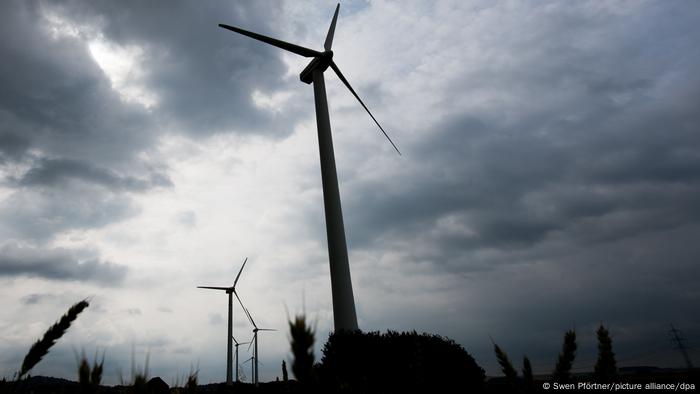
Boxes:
[197,257,249,385]
[219,3,400,332]
[232,336,251,383]
[236,298,276,386]
[242,356,254,383]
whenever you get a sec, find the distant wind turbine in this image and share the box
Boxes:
[197,257,249,385]
[242,356,254,383]
[232,336,251,383]
[236,295,276,386]
[219,3,400,332]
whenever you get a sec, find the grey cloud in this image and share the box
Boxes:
[209,313,223,325]
[175,210,197,228]
[344,17,700,254]
[173,347,193,355]
[0,128,30,162]
[0,0,309,248]
[49,0,307,137]
[17,158,173,192]
[21,293,49,305]
[0,2,155,166]
[0,185,139,241]
[0,243,128,285]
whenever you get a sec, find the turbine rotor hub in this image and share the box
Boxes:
[300,51,333,84]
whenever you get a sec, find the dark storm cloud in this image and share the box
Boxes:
[0,1,155,166]
[345,2,700,259]
[0,243,128,284]
[46,0,307,136]
[0,130,30,162]
[0,1,303,249]
[338,1,700,373]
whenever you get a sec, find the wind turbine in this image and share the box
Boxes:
[242,356,254,383]
[219,3,400,332]
[236,296,276,386]
[197,257,249,385]
[232,336,251,383]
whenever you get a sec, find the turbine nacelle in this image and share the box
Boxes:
[300,50,334,84]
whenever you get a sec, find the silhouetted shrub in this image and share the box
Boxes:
[317,330,485,393]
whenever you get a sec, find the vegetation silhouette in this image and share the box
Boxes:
[18,299,90,379]
[492,341,534,393]
[522,356,534,393]
[77,351,104,394]
[281,359,288,388]
[288,314,316,390]
[116,351,149,394]
[493,342,518,385]
[5,310,697,393]
[316,330,485,393]
[552,329,577,382]
[594,324,617,381]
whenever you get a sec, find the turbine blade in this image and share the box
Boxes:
[197,286,229,290]
[324,4,340,51]
[330,61,402,155]
[258,328,277,332]
[233,257,248,288]
[219,24,321,58]
[247,334,256,352]
[234,291,256,327]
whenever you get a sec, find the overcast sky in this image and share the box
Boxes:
[1,0,699,385]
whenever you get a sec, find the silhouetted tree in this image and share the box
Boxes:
[594,324,617,381]
[553,330,577,382]
[318,330,485,393]
[282,359,288,383]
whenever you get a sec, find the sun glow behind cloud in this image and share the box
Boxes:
[251,89,294,114]
[88,40,158,109]
[41,4,158,110]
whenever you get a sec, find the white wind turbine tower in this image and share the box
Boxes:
[197,257,249,385]
[219,3,400,332]
[232,336,250,383]
[236,296,276,386]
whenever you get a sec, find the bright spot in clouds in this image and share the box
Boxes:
[88,39,158,109]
